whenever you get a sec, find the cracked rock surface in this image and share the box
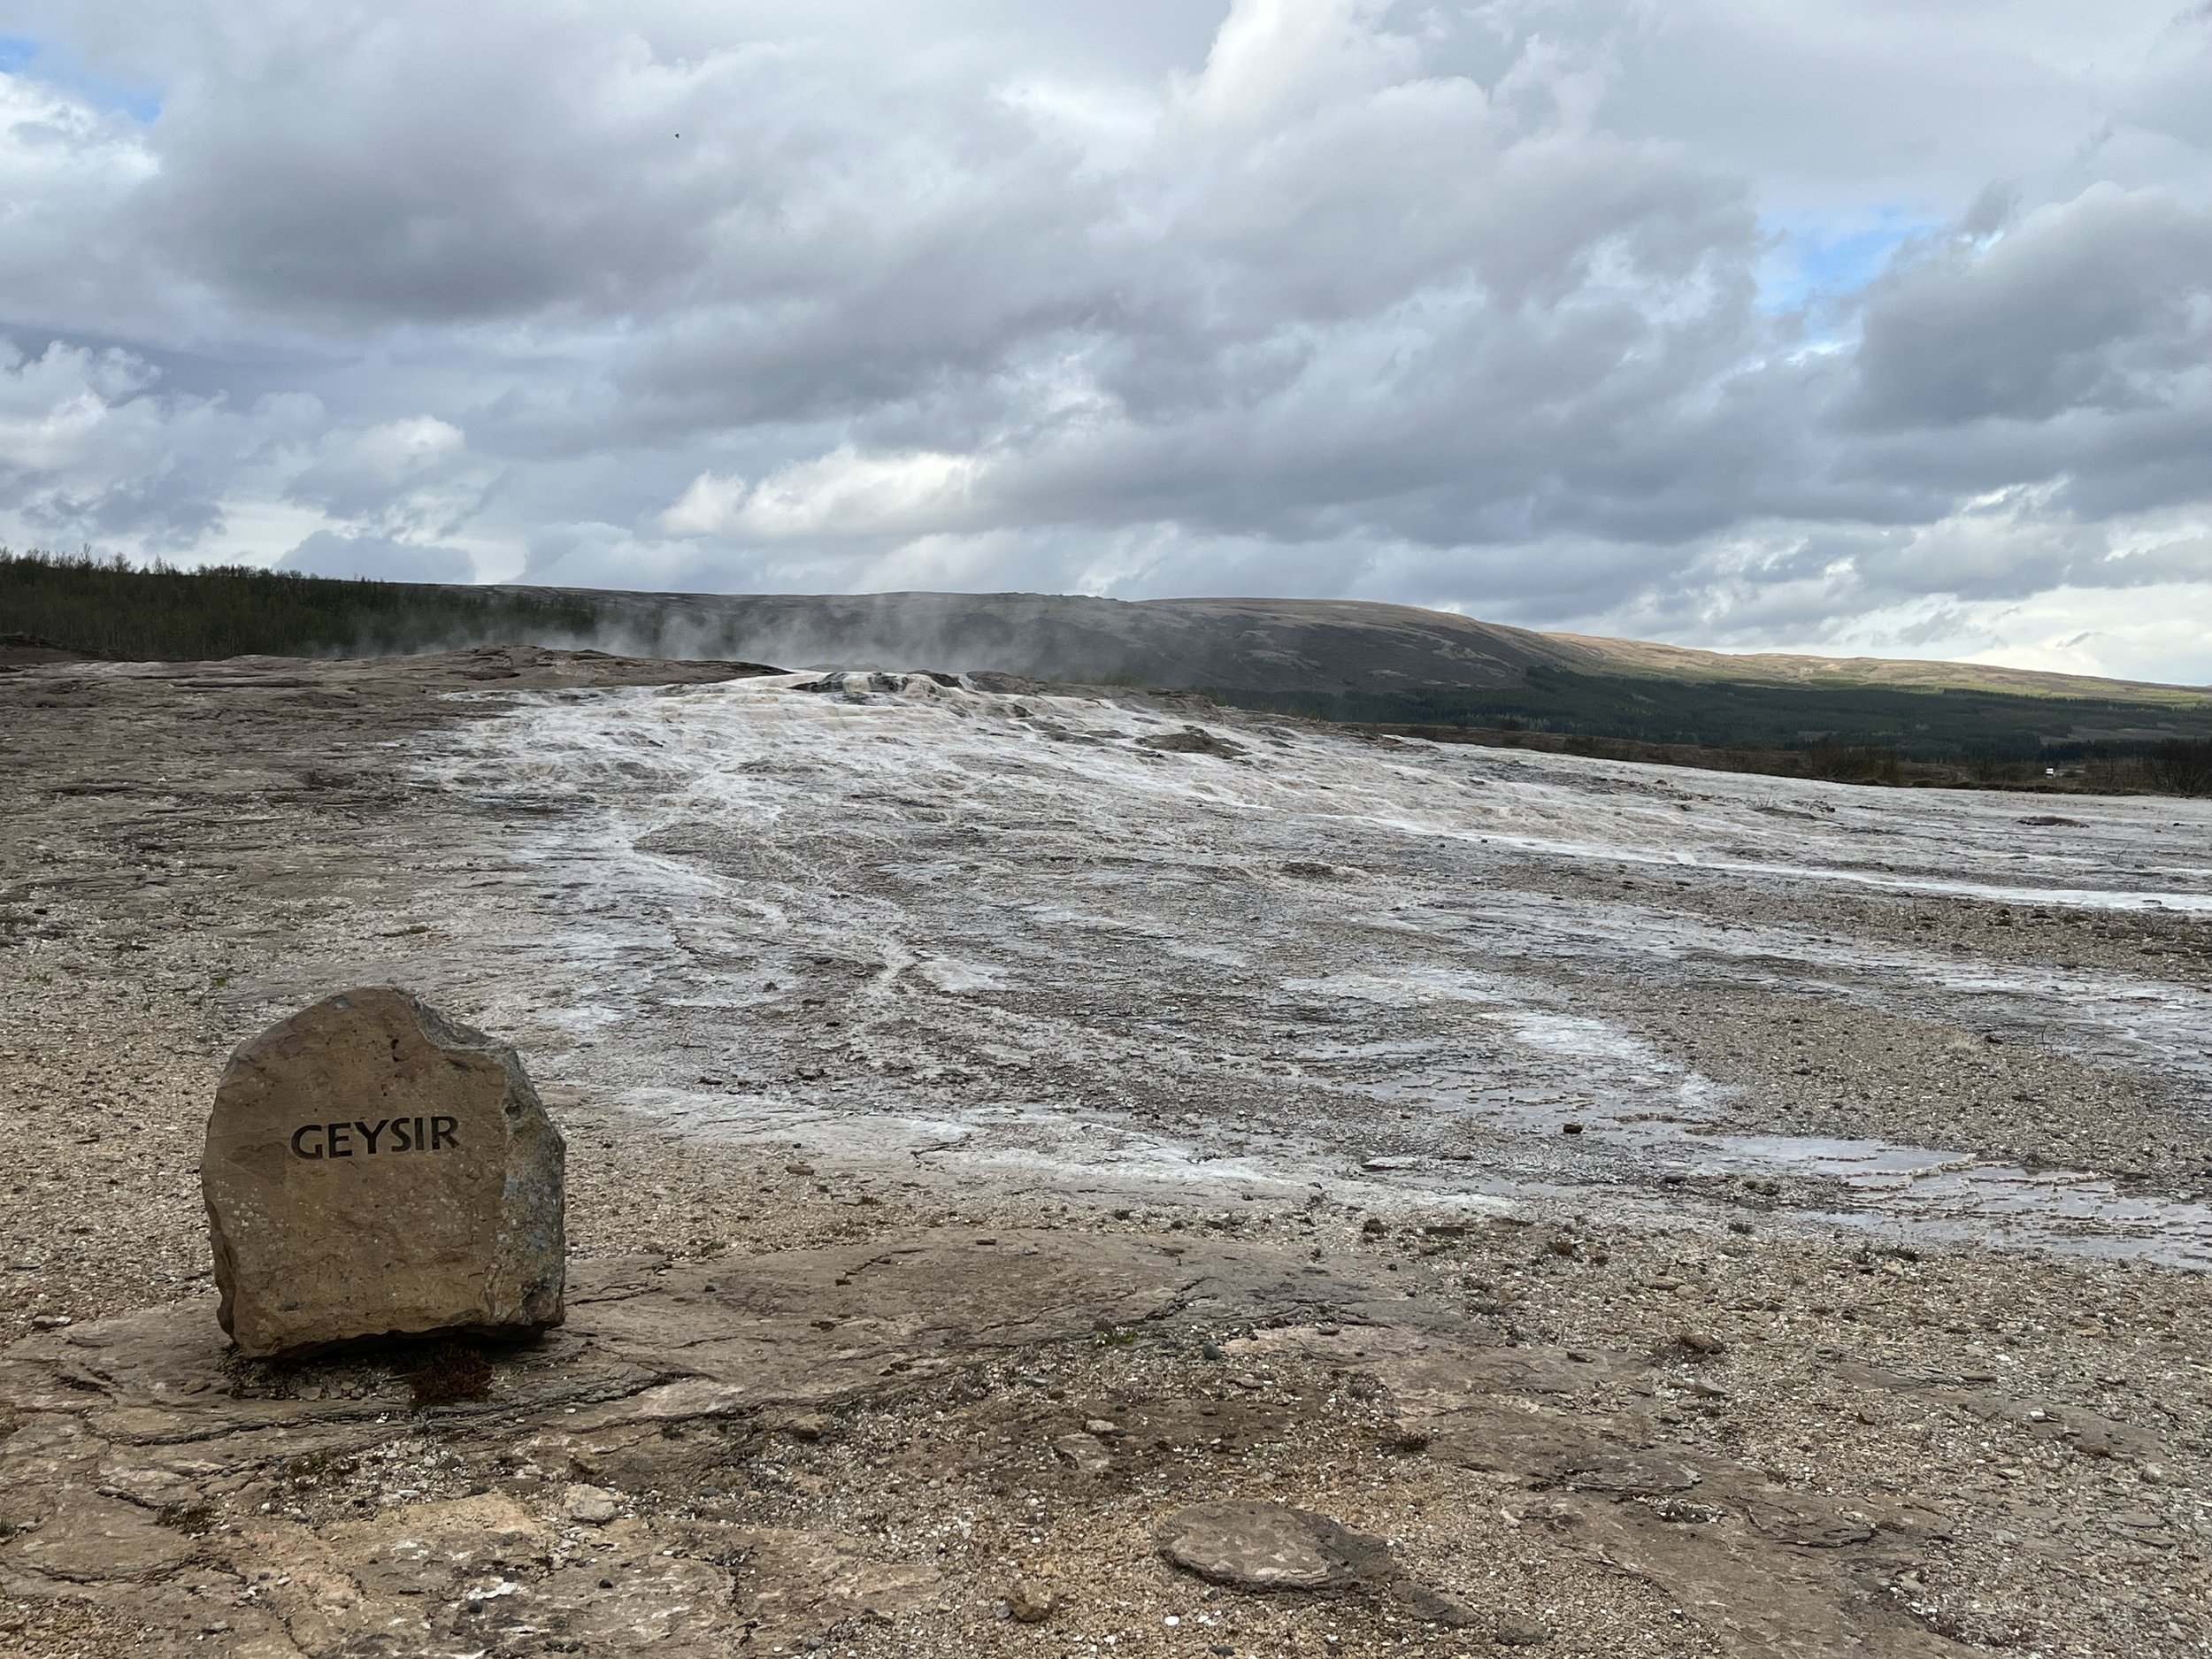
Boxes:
[0,1230,2055,1658]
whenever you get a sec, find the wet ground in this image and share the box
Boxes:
[409,670,2212,1269]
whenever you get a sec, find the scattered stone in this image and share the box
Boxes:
[1394,1580,1483,1628]
[1007,1580,1057,1624]
[1052,1432,1113,1475]
[1648,1498,1726,1525]
[1156,1501,1392,1592]
[565,1484,619,1525]
[1496,1615,1552,1645]
[202,987,566,1358]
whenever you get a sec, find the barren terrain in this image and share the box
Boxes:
[2,649,2208,1659]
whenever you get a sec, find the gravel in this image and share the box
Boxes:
[3,650,2208,1657]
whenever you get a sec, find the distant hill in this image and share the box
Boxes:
[533,588,2212,756]
[549,586,2211,705]
[551,589,1584,694]
[8,552,2212,764]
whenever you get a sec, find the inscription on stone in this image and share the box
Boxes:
[202,986,566,1358]
[289,1117,458,1157]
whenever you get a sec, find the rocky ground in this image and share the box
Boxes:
[1,649,2208,1659]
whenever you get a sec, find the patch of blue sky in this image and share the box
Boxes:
[1757,209,1939,321]
[0,35,161,123]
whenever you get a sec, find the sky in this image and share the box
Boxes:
[3,1,2212,680]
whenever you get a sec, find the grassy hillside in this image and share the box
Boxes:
[8,549,2212,789]
[1228,665,2212,757]
[1543,630,2212,706]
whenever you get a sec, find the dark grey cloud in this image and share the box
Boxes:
[1854,188,2212,425]
[1,0,2210,680]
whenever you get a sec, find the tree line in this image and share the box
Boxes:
[0,549,603,662]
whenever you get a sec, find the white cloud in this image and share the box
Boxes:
[349,416,465,474]
[662,447,986,539]
[0,338,233,549]
[0,0,2208,676]
[0,65,165,338]
[657,472,749,538]
[0,340,150,472]
[282,413,493,542]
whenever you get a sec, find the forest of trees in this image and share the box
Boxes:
[0,549,603,662]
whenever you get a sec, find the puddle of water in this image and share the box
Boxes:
[1282,1000,2212,1268]
[1697,1134,1966,1179]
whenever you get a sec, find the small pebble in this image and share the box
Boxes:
[1007,1581,1056,1624]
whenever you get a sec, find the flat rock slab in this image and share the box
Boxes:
[0,1231,1972,1659]
[1155,1501,1483,1629]
[1156,1500,1394,1592]
[4,1492,200,1583]
[202,987,565,1357]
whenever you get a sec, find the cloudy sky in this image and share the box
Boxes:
[4,1,2212,679]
